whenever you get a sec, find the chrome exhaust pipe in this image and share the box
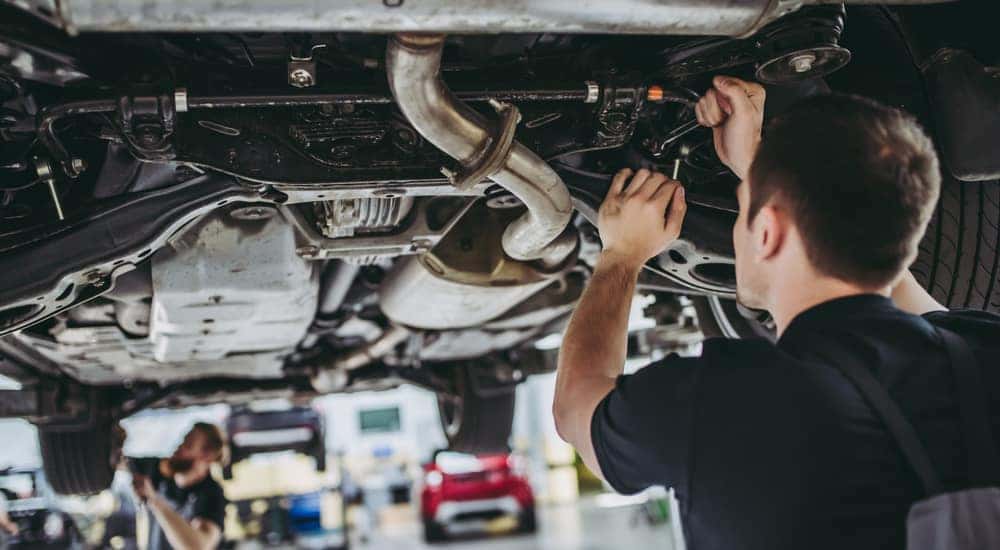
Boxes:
[386,34,573,261]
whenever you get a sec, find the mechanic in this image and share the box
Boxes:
[131,422,228,550]
[554,75,1000,549]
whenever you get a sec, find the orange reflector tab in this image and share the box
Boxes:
[647,85,664,102]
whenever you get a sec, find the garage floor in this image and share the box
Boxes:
[236,495,677,550]
[371,496,676,550]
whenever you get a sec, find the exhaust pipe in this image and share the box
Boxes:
[386,34,573,261]
[309,324,411,392]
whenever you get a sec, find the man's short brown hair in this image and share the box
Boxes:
[747,94,941,288]
[191,422,229,465]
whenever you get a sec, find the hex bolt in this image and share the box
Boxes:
[70,158,87,175]
[83,270,104,286]
[440,166,457,182]
[289,68,315,88]
[789,53,817,73]
[297,245,319,257]
[139,129,159,146]
[32,157,65,220]
[412,239,434,252]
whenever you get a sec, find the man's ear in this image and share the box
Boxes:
[753,204,785,262]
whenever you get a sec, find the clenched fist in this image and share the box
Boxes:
[132,473,155,503]
[598,168,686,269]
[695,76,765,181]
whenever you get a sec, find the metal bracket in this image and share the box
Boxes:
[441,99,521,192]
[0,384,98,428]
[592,77,646,149]
[31,156,65,220]
[116,93,177,160]
[0,388,42,418]
[288,44,327,88]
[283,197,476,261]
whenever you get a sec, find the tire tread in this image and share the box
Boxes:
[915,177,1000,313]
[39,421,115,495]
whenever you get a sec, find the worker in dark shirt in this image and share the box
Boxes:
[554,76,1000,549]
[131,422,227,550]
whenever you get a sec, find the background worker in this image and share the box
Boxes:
[131,422,228,550]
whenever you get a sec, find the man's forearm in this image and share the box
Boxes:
[559,251,641,378]
[554,251,641,440]
[147,494,213,550]
[0,514,17,535]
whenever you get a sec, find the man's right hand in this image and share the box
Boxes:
[598,168,686,270]
[132,473,154,503]
[695,76,765,181]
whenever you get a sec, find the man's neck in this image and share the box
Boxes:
[769,273,889,337]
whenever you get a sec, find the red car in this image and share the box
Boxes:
[420,451,536,543]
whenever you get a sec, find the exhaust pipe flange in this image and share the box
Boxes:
[386,33,574,261]
[440,98,521,192]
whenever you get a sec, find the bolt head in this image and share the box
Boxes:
[83,270,104,286]
[33,158,52,179]
[289,68,315,88]
[297,245,319,257]
[439,166,458,183]
[789,53,817,73]
[412,239,433,252]
[139,129,159,146]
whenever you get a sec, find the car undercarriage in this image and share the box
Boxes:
[1,0,998,495]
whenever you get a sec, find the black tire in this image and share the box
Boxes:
[833,6,1000,313]
[436,366,515,454]
[423,519,447,543]
[912,176,1000,313]
[38,419,120,495]
[518,507,538,534]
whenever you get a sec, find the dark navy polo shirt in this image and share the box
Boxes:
[591,295,1000,550]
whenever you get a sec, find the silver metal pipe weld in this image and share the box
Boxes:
[386,34,573,261]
